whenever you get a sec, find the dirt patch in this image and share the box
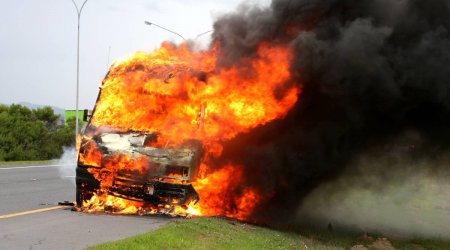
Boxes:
[351,245,368,250]
[370,238,397,250]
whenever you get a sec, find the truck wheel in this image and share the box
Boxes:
[76,186,94,208]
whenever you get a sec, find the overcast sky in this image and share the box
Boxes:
[0,0,269,110]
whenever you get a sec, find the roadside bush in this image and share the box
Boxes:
[0,104,76,161]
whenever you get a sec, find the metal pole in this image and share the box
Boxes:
[194,30,212,40]
[71,0,89,141]
[144,21,212,41]
[144,21,186,41]
[75,9,80,141]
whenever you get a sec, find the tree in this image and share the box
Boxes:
[0,104,76,161]
[33,106,59,131]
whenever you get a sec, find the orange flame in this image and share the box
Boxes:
[90,42,298,145]
[78,140,102,167]
[191,165,263,220]
[80,41,300,220]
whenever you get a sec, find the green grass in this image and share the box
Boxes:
[392,239,450,250]
[0,159,57,166]
[87,217,450,250]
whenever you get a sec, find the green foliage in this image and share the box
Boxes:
[0,104,76,161]
[33,106,60,131]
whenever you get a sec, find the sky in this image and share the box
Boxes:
[0,0,269,110]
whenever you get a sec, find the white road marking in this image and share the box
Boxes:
[0,164,74,170]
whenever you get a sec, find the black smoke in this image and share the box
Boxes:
[211,0,450,224]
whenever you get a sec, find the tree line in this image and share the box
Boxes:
[0,104,76,161]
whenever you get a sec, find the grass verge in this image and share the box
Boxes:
[0,159,57,166]
[87,217,450,250]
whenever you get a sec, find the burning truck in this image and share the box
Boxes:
[76,63,207,214]
[76,42,299,218]
[73,0,450,228]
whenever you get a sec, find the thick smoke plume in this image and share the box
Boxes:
[210,0,450,232]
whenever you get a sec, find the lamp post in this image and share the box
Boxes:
[144,20,213,42]
[144,21,186,41]
[70,0,89,140]
[194,30,212,40]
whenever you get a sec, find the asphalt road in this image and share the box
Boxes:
[0,164,172,250]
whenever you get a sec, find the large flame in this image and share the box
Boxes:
[189,165,264,220]
[80,41,300,220]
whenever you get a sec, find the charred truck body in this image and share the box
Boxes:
[76,131,203,207]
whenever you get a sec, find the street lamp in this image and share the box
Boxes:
[195,30,212,40]
[144,20,213,42]
[144,21,186,41]
[70,0,89,140]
